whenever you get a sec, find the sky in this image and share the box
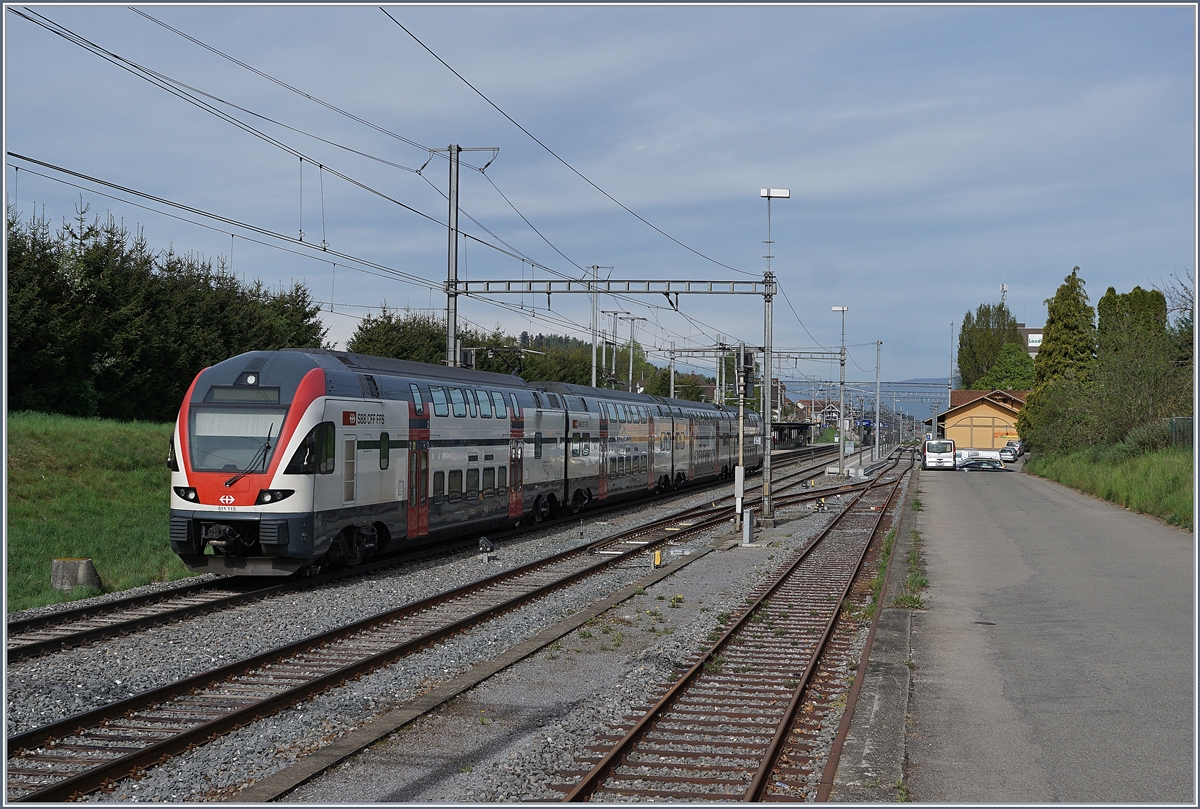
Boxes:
[4,4,1196,416]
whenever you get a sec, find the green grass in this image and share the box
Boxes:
[1024,446,1193,531]
[7,411,195,613]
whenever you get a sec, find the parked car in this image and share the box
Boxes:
[1005,439,1025,456]
[999,446,1018,462]
[958,458,1008,472]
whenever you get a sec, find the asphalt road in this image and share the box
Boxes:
[907,461,1194,803]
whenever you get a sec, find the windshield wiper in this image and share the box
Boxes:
[224,423,275,487]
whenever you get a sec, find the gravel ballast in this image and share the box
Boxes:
[6,467,892,803]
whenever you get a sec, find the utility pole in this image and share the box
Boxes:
[618,315,647,393]
[445,145,460,367]
[601,310,629,388]
[670,341,676,399]
[875,341,882,461]
[833,306,848,477]
[587,265,612,388]
[434,144,497,367]
[759,187,788,528]
[735,342,748,529]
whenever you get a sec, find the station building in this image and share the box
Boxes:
[924,389,1028,449]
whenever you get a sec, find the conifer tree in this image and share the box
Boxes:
[956,301,1021,389]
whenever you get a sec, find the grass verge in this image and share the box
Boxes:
[1023,446,1193,531]
[6,411,195,613]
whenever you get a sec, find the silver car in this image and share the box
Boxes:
[999,446,1019,462]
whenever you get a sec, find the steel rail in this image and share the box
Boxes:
[745,462,908,800]
[560,456,906,801]
[6,446,837,662]
[5,479,764,802]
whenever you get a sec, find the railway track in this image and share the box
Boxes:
[553,456,912,802]
[6,446,842,662]
[4,447,861,803]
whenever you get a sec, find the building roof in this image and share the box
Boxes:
[924,389,1029,425]
[950,389,1028,409]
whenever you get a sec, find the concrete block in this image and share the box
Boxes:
[50,558,101,591]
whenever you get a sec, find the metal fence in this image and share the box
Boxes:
[1169,417,1193,447]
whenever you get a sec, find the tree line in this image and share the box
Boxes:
[7,205,327,422]
[6,204,714,425]
[956,266,1192,455]
[345,307,711,400]
[1018,267,1192,454]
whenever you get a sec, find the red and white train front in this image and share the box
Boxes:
[169,350,372,575]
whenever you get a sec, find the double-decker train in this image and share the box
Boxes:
[169,348,763,576]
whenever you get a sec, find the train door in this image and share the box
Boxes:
[508,397,524,518]
[508,437,523,518]
[597,407,609,500]
[407,445,429,537]
[342,435,357,503]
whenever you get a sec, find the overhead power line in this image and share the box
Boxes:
[379,8,755,278]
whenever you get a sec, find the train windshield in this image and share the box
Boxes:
[189,406,289,473]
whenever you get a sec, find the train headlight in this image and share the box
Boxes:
[255,489,295,505]
[173,486,198,501]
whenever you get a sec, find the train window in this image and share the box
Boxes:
[362,375,381,398]
[430,386,449,417]
[492,391,507,419]
[582,432,591,456]
[466,468,479,497]
[284,421,336,475]
[380,432,390,471]
[449,388,467,418]
[609,457,617,478]
[433,471,445,504]
[497,465,507,490]
[509,393,520,417]
[476,390,492,418]
[579,398,589,412]
[409,384,425,416]
[571,433,581,458]
[534,432,543,459]
[533,392,544,408]
[448,469,463,500]
[606,403,619,421]
[483,467,495,495]
[465,389,477,418]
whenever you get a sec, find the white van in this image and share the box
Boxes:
[923,439,956,470]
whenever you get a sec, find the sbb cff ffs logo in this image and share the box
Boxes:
[343,411,385,426]
[220,495,235,505]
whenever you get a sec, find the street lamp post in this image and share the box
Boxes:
[833,306,848,477]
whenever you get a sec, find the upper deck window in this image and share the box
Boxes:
[430,386,449,417]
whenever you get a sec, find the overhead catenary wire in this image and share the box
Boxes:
[13,155,611,344]
[379,7,755,279]
[128,6,597,281]
[15,8,772,365]
[8,8,557,275]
